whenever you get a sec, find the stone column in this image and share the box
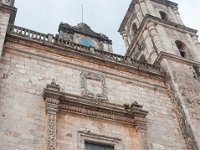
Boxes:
[168,7,179,24]
[138,129,149,150]
[185,33,200,61]
[135,3,144,24]
[0,3,16,57]
[43,80,61,150]
[144,0,156,16]
[147,22,163,54]
[172,7,184,25]
[135,117,149,150]
[155,24,174,54]
[138,0,149,17]
[143,29,158,63]
[122,31,129,48]
[192,35,200,50]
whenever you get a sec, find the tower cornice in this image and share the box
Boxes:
[125,15,198,57]
[118,0,178,33]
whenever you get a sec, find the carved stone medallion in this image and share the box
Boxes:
[80,71,108,101]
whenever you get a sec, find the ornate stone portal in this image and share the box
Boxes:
[43,80,149,150]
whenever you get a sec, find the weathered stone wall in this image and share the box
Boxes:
[57,113,139,150]
[151,1,184,25]
[0,37,187,149]
[170,60,200,147]
[163,26,200,61]
[0,10,10,56]
[160,58,200,149]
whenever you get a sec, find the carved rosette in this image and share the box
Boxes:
[80,71,108,101]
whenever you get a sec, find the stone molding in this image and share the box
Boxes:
[154,51,200,67]
[0,1,16,24]
[167,83,199,150]
[43,81,148,127]
[80,71,108,101]
[43,81,149,149]
[43,80,61,150]
[118,0,178,33]
[46,113,57,150]
[125,15,198,57]
[7,25,161,75]
[78,131,122,150]
[138,129,150,150]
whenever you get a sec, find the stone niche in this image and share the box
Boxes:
[80,71,108,101]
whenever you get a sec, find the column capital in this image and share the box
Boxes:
[43,79,62,114]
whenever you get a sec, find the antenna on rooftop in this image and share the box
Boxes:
[82,4,84,23]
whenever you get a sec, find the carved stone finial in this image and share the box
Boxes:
[46,79,60,92]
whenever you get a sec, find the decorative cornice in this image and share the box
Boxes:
[6,25,162,76]
[118,0,178,33]
[126,15,198,57]
[43,79,61,114]
[154,51,200,67]
[151,0,178,7]
[43,81,148,129]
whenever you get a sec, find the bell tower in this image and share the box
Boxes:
[119,0,200,64]
[119,0,200,149]
[0,0,16,56]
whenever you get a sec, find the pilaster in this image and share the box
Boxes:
[155,24,174,54]
[137,129,149,150]
[43,80,61,150]
[0,1,16,57]
[192,36,200,51]
[122,31,130,48]
[138,0,149,17]
[185,33,200,61]
[147,22,163,54]
[144,0,156,16]
[172,7,184,25]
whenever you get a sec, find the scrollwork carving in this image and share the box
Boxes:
[80,71,108,101]
[138,129,149,150]
[47,114,57,150]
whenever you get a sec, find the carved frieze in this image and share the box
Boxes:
[80,71,108,101]
[47,114,57,150]
[43,80,61,150]
[138,129,149,150]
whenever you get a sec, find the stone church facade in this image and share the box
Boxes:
[0,0,200,149]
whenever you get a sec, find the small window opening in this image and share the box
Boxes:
[132,23,137,36]
[159,11,168,21]
[175,40,187,58]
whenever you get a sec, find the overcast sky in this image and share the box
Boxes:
[14,0,200,55]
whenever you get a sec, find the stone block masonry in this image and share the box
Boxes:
[0,37,187,149]
[0,10,10,56]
